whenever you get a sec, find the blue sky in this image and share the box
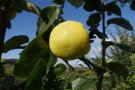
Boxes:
[2,0,135,61]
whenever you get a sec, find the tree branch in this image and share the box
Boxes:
[96,11,106,90]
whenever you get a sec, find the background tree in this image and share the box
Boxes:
[106,27,135,89]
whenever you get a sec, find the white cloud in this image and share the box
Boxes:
[56,58,86,67]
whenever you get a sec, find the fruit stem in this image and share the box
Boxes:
[96,11,106,90]
[64,60,74,71]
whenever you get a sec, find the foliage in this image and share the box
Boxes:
[106,28,135,89]
[0,0,135,90]
[3,35,29,53]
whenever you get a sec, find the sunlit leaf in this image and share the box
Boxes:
[107,18,133,30]
[67,0,84,8]
[3,35,29,53]
[72,77,96,90]
[37,6,59,33]
[23,1,41,15]
[107,62,129,79]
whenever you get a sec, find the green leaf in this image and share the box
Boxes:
[130,0,135,10]
[67,0,84,8]
[72,77,96,90]
[46,52,57,72]
[46,67,56,81]
[5,76,15,90]
[14,0,26,3]
[3,35,29,53]
[116,44,132,52]
[107,62,129,79]
[41,26,53,44]
[13,35,50,78]
[14,6,59,78]
[52,0,64,5]
[25,58,46,90]
[116,43,135,53]
[87,13,101,26]
[79,57,95,70]
[13,0,26,12]
[107,18,133,30]
[54,63,66,76]
[105,1,121,16]
[23,1,41,16]
[94,29,106,39]
[37,6,59,33]
[118,0,131,3]
[83,0,100,12]
[0,65,4,77]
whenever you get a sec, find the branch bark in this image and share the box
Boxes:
[0,0,12,61]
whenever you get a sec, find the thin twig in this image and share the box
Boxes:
[64,60,74,71]
[96,11,106,90]
[79,57,95,70]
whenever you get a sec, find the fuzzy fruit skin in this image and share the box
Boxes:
[7,9,17,20]
[49,20,90,60]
